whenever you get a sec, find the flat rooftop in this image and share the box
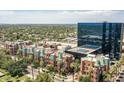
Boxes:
[66,44,101,55]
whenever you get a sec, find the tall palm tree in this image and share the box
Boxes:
[26,54,35,80]
[110,65,117,81]
[79,75,91,82]
[118,56,124,71]
[40,57,47,71]
[16,48,21,60]
[70,62,75,82]
[57,60,63,77]
[104,71,113,81]
[70,61,80,82]
[31,62,35,80]
[34,60,40,74]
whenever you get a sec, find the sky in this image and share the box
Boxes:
[0,10,124,24]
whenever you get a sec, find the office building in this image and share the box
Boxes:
[66,22,124,60]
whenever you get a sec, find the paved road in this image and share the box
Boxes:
[116,65,124,82]
[26,66,39,79]
[54,74,77,82]
[26,66,78,82]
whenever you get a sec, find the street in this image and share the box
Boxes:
[25,66,78,82]
[116,65,124,82]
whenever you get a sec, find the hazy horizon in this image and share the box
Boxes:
[0,10,124,24]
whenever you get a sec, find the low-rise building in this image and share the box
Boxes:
[4,40,33,55]
[80,54,110,82]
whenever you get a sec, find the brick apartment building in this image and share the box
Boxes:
[4,40,32,55]
[80,54,110,82]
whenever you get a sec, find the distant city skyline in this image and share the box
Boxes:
[0,10,124,24]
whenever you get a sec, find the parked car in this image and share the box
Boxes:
[119,76,123,78]
[116,79,120,82]
[120,73,124,75]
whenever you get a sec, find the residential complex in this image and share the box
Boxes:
[80,54,110,82]
[66,22,124,81]
[0,22,124,82]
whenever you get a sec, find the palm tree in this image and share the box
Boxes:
[79,75,91,82]
[26,54,35,80]
[57,60,63,76]
[110,64,118,81]
[118,56,124,71]
[16,49,21,60]
[103,71,113,81]
[70,62,75,82]
[35,72,53,82]
[34,60,40,74]
[40,57,46,70]
[46,64,55,72]
[70,61,80,82]
[40,59,45,71]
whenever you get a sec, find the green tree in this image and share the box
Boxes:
[118,56,124,71]
[24,77,33,82]
[57,60,63,74]
[70,62,75,82]
[103,72,113,82]
[60,68,67,76]
[79,75,91,82]
[70,60,80,82]
[40,58,46,72]
[7,60,28,77]
[0,49,15,70]
[46,64,55,72]
[35,72,53,82]
[32,61,40,69]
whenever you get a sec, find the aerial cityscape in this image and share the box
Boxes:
[0,11,124,82]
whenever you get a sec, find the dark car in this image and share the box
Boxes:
[119,76,123,78]
[120,73,124,75]
[116,79,120,82]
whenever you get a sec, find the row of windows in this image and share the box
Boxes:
[78,23,123,60]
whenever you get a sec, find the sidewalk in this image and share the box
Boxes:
[26,66,79,82]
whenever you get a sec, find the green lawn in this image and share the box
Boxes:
[0,68,8,74]
[0,68,31,82]
[0,74,32,82]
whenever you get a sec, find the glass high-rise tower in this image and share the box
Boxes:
[78,22,124,60]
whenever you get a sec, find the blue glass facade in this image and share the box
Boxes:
[78,22,123,60]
